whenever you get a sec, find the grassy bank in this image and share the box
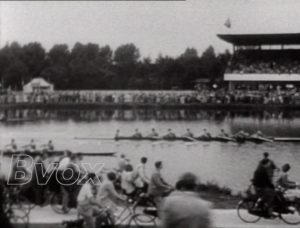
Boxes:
[197,181,242,209]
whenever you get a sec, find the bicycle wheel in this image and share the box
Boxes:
[237,199,261,223]
[133,196,157,218]
[95,211,115,228]
[9,212,30,228]
[50,193,70,214]
[5,196,32,219]
[280,201,300,225]
[16,196,35,215]
[126,213,157,228]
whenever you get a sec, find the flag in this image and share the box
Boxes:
[224,18,231,28]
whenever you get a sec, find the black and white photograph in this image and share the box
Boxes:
[1,0,300,227]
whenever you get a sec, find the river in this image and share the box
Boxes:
[1,108,300,194]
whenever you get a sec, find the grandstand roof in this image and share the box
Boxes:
[225,74,300,82]
[218,33,300,46]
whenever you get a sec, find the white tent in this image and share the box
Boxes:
[23,78,54,93]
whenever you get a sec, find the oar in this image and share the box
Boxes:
[74,137,114,141]
[182,136,199,146]
[183,136,198,142]
[250,136,274,143]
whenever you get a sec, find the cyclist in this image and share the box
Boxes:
[97,172,126,223]
[277,163,297,189]
[276,163,300,202]
[134,157,150,193]
[77,173,103,228]
[121,164,137,198]
[258,152,277,180]
[148,161,173,205]
[59,154,83,213]
[252,159,276,217]
[31,155,47,205]
[117,154,129,173]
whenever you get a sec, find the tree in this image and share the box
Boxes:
[69,43,111,89]
[180,47,198,59]
[129,57,154,89]
[0,42,29,89]
[3,59,29,90]
[21,42,46,80]
[114,43,140,66]
[112,44,140,88]
[42,44,70,89]
[47,44,70,66]
[99,45,113,66]
[200,46,219,81]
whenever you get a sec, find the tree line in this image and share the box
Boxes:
[0,42,231,90]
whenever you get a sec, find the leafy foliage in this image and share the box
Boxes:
[0,42,230,90]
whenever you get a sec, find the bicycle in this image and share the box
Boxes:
[62,197,158,228]
[2,185,35,228]
[237,184,300,225]
[51,170,106,214]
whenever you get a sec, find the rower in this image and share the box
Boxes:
[201,129,212,139]
[115,129,120,138]
[234,130,250,138]
[148,128,159,138]
[23,139,36,152]
[251,130,264,138]
[48,140,54,151]
[4,139,18,152]
[132,129,143,138]
[218,129,229,138]
[163,129,176,139]
[182,128,194,138]
[41,140,54,151]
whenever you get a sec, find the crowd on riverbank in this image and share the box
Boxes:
[1,89,300,106]
[2,150,215,228]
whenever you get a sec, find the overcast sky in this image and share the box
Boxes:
[1,0,300,58]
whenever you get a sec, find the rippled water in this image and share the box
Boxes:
[1,109,300,193]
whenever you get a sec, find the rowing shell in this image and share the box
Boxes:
[75,136,237,142]
[273,137,300,142]
[0,150,116,157]
[75,136,300,143]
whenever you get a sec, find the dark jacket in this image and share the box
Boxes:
[253,166,274,189]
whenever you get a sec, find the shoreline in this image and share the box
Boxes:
[1,102,300,110]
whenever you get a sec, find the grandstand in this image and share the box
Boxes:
[218,33,300,90]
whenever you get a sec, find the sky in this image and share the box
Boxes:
[1,0,300,58]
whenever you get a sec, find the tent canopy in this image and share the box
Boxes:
[23,78,54,93]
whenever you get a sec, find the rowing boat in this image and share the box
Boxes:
[75,136,300,143]
[273,137,300,142]
[0,150,116,157]
[75,136,237,142]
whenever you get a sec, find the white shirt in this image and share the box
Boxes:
[121,171,135,194]
[77,182,93,203]
[134,163,149,188]
[58,157,71,170]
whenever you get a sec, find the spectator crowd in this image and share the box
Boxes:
[227,50,300,74]
[1,89,300,106]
